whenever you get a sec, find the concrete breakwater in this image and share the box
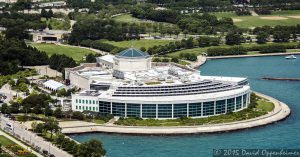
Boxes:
[262,77,300,81]
[62,92,290,135]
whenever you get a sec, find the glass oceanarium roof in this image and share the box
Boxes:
[116,48,150,58]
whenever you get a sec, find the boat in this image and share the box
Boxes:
[285,55,297,59]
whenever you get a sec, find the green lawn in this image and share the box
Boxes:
[0,135,15,146]
[210,10,300,28]
[41,18,70,30]
[29,43,95,62]
[113,14,148,24]
[102,39,174,49]
[113,14,175,26]
[257,99,275,112]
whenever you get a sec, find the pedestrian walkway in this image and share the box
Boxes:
[61,92,290,135]
[1,116,72,157]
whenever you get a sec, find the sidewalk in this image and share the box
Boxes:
[1,116,72,157]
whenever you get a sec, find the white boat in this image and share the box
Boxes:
[285,55,297,59]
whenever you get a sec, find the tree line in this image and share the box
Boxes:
[0,38,48,75]
[131,5,236,34]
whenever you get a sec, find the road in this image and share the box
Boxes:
[1,115,72,157]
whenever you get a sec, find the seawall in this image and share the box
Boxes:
[62,92,290,135]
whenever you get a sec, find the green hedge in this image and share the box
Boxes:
[79,40,121,53]
[258,44,286,53]
[207,46,247,56]
[207,43,300,56]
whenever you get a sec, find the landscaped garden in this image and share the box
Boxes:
[115,93,275,126]
[0,135,35,157]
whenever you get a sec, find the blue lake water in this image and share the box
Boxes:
[70,55,300,157]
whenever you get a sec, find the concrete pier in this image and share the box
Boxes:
[61,92,290,135]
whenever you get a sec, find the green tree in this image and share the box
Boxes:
[18,82,29,93]
[41,8,47,18]
[77,139,106,157]
[44,105,53,116]
[225,32,243,45]
[152,57,161,62]
[35,123,44,133]
[72,111,84,120]
[31,121,38,133]
[256,32,269,44]
[47,9,54,19]
[0,103,10,114]
[171,57,179,63]
[140,47,146,52]
[44,118,60,140]
[53,107,63,118]
[85,53,96,63]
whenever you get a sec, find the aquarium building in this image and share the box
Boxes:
[66,48,251,119]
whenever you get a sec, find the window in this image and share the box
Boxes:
[203,101,214,116]
[227,98,235,112]
[93,100,96,104]
[112,102,125,117]
[99,101,111,114]
[93,107,95,111]
[142,104,156,118]
[79,99,81,103]
[158,104,172,118]
[86,100,88,104]
[216,100,226,114]
[76,99,78,103]
[236,96,242,110]
[76,106,78,109]
[79,106,81,110]
[89,107,91,110]
[189,103,202,117]
[89,100,91,104]
[173,104,187,118]
[127,104,140,117]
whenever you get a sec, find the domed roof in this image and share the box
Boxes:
[116,48,150,59]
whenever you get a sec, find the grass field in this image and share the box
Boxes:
[0,135,15,146]
[113,14,149,24]
[102,39,174,49]
[41,18,70,30]
[211,10,300,28]
[29,43,95,62]
[257,99,275,112]
[113,14,175,26]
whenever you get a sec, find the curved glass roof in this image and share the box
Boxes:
[116,48,150,58]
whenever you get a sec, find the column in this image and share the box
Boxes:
[125,103,127,118]
[225,99,227,114]
[110,102,112,114]
[214,101,216,115]
[234,97,237,111]
[242,94,244,109]
[201,102,203,117]
[140,104,143,118]
[172,104,174,119]
[187,103,189,117]
[156,104,158,119]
